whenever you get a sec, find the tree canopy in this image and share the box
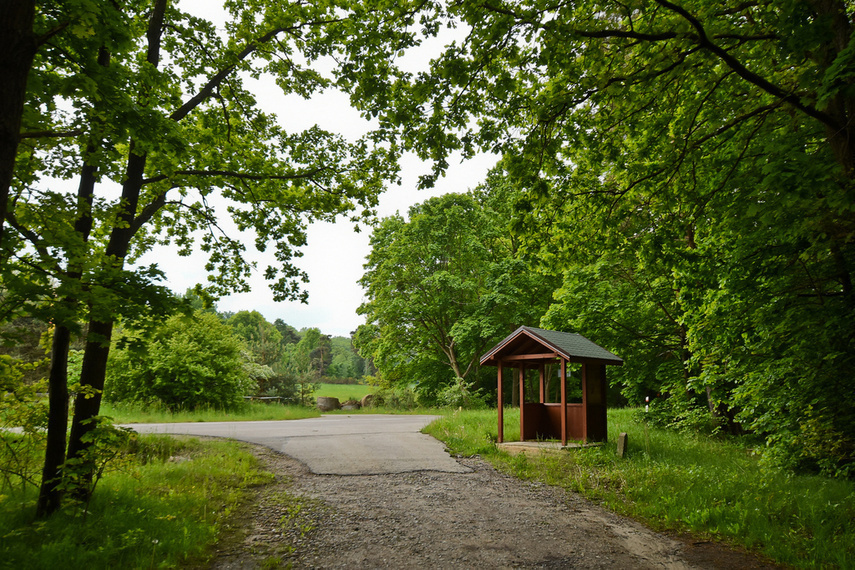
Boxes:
[357,183,555,399]
[347,0,855,476]
[1,0,412,515]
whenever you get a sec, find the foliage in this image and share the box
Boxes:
[227,311,283,369]
[3,0,408,514]
[51,417,137,513]
[357,186,554,399]
[435,377,488,410]
[106,311,254,411]
[0,355,47,493]
[348,0,855,476]
[426,409,855,568]
[369,386,419,411]
[0,318,51,383]
[326,335,364,381]
[0,436,276,569]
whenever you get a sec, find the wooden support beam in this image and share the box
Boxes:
[497,365,504,444]
[560,358,567,447]
[518,365,525,441]
[582,363,588,443]
[501,353,559,361]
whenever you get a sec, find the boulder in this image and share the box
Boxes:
[341,400,361,411]
[316,396,340,411]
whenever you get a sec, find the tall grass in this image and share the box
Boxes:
[0,436,275,569]
[101,401,320,423]
[425,408,855,568]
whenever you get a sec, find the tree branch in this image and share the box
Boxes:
[652,0,840,130]
[142,166,331,186]
[19,129,83,139]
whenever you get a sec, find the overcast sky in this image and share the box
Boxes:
[134,2,496,337]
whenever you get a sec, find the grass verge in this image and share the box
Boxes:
[101,401,320,423]
[424,407,855,569]
[0,435,274,569]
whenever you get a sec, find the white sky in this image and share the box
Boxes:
[134,2,496,337]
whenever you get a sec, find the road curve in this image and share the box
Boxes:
[126,414,471,475]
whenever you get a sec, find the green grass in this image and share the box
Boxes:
[0,435,278,569]
[314,382,375,402]
[425,407,855,569]
[101,401,320,423]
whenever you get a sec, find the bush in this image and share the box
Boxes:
[106,312,254,411]
[436,377,488,409]
[371,386,417,410]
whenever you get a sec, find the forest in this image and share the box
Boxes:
[1,0,853,523]
[352,0,855,480]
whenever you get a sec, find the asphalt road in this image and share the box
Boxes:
[126,414,472,475]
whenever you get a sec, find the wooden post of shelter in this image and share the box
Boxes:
[518,365,525,442]
[497,363,504,443]
[560,358,567,446]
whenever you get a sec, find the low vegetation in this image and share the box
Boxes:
[101,401,321,424]
[0,435,278,568]
[425,408,855,569]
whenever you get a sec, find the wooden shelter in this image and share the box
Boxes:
[480,326,623,446]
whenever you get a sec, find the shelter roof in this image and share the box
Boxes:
[480,326,623,367]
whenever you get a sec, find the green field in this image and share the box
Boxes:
[315,383,375,402]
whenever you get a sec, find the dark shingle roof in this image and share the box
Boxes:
[480,326,623,366]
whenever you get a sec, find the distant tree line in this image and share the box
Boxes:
[2,293,368,412]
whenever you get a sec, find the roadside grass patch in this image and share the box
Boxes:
[426,408,855,569]
[101,401,320,423]
[0,435,274,569]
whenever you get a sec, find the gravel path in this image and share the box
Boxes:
[209,445,781,569]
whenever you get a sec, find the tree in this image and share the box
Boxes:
[274,318,301,346]
[227,311,283,367]
[276,327,324,405]
[0,0,36,250]
[106,311,253,411]
[357,187,554,398]
[4,0,405,515]
[327,335,363,380]
[353,0,855,474]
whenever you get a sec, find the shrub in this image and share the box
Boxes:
[436,377,488,409]
[106,312,254,411]
[371,386,417,410]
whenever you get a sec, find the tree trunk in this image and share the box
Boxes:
[35,127,102,514]
[65,319,113,497]
[35,325,71,517]
[0,0,37,256]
